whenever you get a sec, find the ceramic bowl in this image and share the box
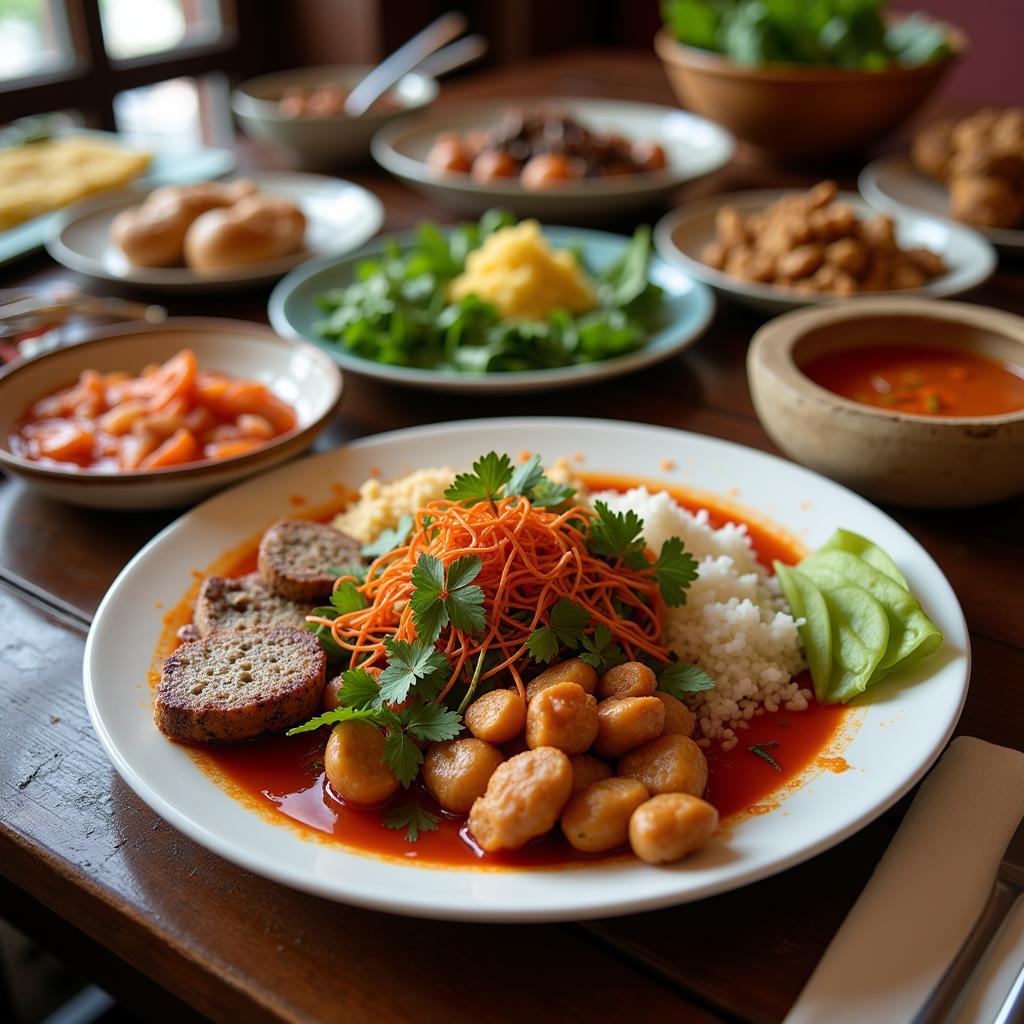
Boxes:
[654,190,997,313]
[232,65,438,170]
[654,26,964,162]
[0,319,343,510]
[370,97,734,221]
[747,297,1024,507]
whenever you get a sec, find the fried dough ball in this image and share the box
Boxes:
[569,753,613,795]
[950,175,1023,229]
[618,734,708,797]
[471,149,519,183]
[324,720,399,806]
[526,658,598,700]
[525,681,599,755]
[426,134,472,173]
[912,119,956,181]
[629,793,718,864]
[464,688,526,744]
[653,691,696,737]
[468,747,572,852]
[593,696,665,759]
[422,738,504,814]
[521,153,579,191]
[598,661,656,700]
[561,778,650,854]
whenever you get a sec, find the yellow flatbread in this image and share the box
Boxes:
[0,136,151,231]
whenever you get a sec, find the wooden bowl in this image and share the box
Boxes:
[747,298,1024,507]
[654,26,965,161]
[0,319,343,510]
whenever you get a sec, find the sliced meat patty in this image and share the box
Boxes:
[193,572,312,638]
[155,628,326,743]
[258,518,363,601]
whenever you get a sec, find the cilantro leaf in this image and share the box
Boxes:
[748,741,782,772]
[330,580,368,614]
[285,705,381,736]
[526,598,590,663]
[444,452,513,505]
[383,729,424,787]
[657,662,716,699]
[409,553,485,643]
[653,537,699,607]
[335,667,382,709]
[578,624,627,673]
[588,501,649,569]
[506,455,545,499]
[404,701,462,742]
[377,637,450,706]
[409,554,448,644]
[381,802,440,843]
[361,514,413,560]
[327,564,367,584]
[529,476,576,508]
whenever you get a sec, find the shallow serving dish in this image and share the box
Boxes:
[370,97,735,220]
[83,416,968,920]
[268,225,715,394]
[232,64,438,170]
[860,153,1024,255]
[655,24,964,162]
[45,171,383,294]
[0,318,342,510]
[748,297,1024,507]
[654,190,997,314]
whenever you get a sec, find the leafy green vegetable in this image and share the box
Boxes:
[306,582,369,659]
[661,0,950,69]
[377,637,450,706]
[817,528,908,588]
[285,705,383,736]
[409,553,486,644]
[773,563,832,701]
[822,585,890,703]
[445,452,514,506]
[334,667,384,709]
[588,501,649,568]
[361,514,413,560]
[404,701,462,742]
[526,598,591,664]
[657,662,716,698]
[327,564,367,584]
[314,212,665,375]
[652,537,699,607]
[578,624,627,673]
[382,802,440,843]
[748,741,782,772]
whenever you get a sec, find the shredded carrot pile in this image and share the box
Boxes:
[308,494,674,700]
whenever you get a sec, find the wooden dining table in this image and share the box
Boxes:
[2,50,1022,1024]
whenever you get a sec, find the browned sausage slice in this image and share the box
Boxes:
[193,572,312,638]
[257,518,362,601]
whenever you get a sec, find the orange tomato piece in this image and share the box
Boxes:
[139,428,199,470]
[236,413,275,439]
[202,438,263,460]
[220,381,296,433]
[148,350,198,411]
[37,422,95,463]
[99,400,148,436]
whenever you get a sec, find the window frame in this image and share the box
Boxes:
[0,0,260,131]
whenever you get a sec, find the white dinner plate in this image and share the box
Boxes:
[860,153,1024,254]
[46,171,384,293]
[84,418,969,921]
[654,189,998,313]
[371,97,735,220]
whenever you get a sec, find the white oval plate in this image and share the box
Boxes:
[84,418,969,921]
[654,189,998,313]
[46,171,384,293]
[860,153,1024,254]
[371,97,735,220]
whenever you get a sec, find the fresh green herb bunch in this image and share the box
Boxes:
[314,211,664,373]
[289,451,715,831]
[662,0,949,70]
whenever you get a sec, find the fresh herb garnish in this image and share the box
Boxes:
[306,582,369,658]
[578,623,627,673]
[526,598,591,664]
[334,667,383,709]
[657,662,716,698]
[361,514,413,560]
[382,802,440,843]
[652,537,699,606]
[748,741,782,772]
[445,452,514,507]
[409,553,486,644]
[377,637,450,706]
[327,564,368,584]
[507,454,575,508]
[588,501,649,568]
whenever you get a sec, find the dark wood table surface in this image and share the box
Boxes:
[2,51,1023,1024]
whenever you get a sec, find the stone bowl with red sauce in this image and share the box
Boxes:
[748,297,1024,507]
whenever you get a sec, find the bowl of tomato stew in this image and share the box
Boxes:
[0,318,342,510]
[748,297,1024,507]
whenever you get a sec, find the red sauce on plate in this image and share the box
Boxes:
[171,474,849,868]
[802,345,1024,417]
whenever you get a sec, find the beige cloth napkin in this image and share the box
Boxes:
[784,736,1024,1024]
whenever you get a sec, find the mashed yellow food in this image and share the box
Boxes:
[448,220,597,322]
[0,137,151,231]
[333,467,455,544]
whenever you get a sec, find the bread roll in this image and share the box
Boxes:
[183,195,306,271]
[109,179,258,267]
